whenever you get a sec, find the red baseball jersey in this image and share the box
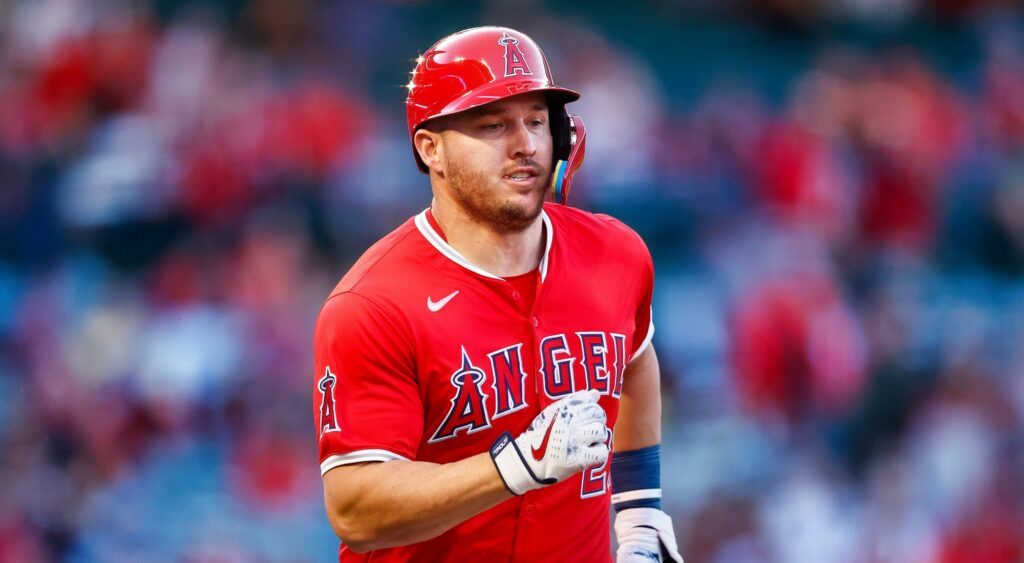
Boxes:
[313,203,654,562]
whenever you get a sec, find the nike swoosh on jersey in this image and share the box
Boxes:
[531,416,557,461]
[427,290,460,312]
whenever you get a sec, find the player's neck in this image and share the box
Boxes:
[429,199,544,278]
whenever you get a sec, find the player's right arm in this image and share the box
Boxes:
[323,388,607,552]
[322,453,508,552]
[314,293,608,553]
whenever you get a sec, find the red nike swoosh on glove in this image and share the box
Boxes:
[531,417,557,461]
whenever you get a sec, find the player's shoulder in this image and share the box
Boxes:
[329,216,423,298]
[544,203,648,256]
[545,203,641,237]
[317,217,423,335]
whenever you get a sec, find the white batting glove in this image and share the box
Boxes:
[490,389,609,495]
[615,508,684,562]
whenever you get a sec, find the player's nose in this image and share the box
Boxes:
[506,120,537,160]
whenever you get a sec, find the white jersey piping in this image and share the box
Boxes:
[413,209,554,282]
[320,449,410,476]
[631,313,655,362]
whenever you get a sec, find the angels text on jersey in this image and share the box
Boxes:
[427,330,628,444]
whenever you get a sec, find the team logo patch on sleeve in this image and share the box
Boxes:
[318,367,340,435]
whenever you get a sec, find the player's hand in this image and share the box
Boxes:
[489,389,608,495]
[615,507,684,562]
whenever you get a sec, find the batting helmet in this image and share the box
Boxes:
[406,26,587,204]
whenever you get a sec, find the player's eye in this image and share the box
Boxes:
[530,118,546,127]
[481,122,503,131]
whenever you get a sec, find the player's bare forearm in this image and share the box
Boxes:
[322,451,512,553]
[614,344,662,451]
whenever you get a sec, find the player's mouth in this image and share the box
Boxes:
[502,166,541,187]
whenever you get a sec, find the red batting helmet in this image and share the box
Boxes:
[405,26,587,204]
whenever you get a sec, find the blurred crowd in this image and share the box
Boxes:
[1,0,1023,561]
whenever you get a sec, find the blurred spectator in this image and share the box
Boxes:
[731,269,867,424]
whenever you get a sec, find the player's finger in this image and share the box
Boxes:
[571,415,604,437]
[580,443,609,466]
[581,405,602,423]
[576,421,608,445]
[526,410,550,432]
[573,403,606,424]
[566,389,597,407]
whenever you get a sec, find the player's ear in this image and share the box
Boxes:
[414,128,445,176]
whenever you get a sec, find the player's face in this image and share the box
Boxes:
[437,92,553,233]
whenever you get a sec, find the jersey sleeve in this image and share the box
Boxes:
[595,211,656,361]
[630,234,655,361]
[313,291,423,476]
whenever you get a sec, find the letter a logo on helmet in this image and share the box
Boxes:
[498,32,533,77]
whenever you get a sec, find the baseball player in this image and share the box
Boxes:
[313,26,683,562]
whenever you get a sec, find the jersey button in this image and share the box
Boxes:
[512,290,521,300]
[525,503,535,515]
[531,317,539,328]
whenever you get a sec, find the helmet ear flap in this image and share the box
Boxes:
[550,104,573,162]
[549,113,586,205]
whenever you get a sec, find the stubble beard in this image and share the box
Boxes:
[444,155,548,234]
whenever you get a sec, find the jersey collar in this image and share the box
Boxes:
[414,208,554,282]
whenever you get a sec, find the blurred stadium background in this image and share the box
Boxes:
[2,0,1024,561]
